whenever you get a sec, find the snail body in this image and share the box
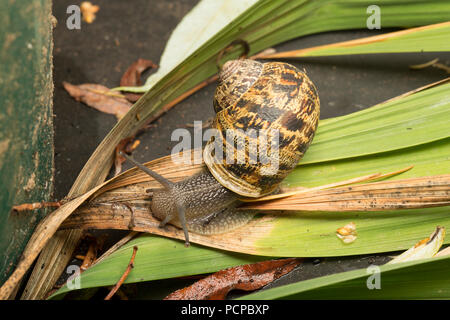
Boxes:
[123,59,320,246]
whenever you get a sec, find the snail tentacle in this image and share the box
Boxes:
[120,152,174,189]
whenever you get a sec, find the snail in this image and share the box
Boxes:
[121,59,320,246]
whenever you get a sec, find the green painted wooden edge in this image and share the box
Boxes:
[0,0,54,284]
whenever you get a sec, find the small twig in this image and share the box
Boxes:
[433,63,450,73]
[409,58,440,69]
[410,58,450,74]
[11,201,62,212]
[104,246,138,300]
[11,195,77,213]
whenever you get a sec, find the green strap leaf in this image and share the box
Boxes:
[262,22,450,59]
[240,254,450,299]
[300,81,450,165]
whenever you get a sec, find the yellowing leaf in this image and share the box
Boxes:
[388,226,445,264]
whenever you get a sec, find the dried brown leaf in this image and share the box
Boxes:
[164,258,302,300]
[242,174,450,211]
[63,82,132,120]
[120,59,157,87]
[119,59,157,102]
[80,236,104,271]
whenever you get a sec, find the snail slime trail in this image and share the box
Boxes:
[122,59,320,246]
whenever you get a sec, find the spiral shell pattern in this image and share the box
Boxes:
[204,59,320,197]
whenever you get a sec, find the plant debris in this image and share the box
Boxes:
[11,201,62,212]
[336,222,357,244]
[63,82,132,120]
[242,166,414,203]
[388,226,445,264]
[119,59,158,102]
[114,138,141,176]
[80,2,100,24]
[80,236,105,271]
[241,168,450,212]
[164,258,302,300]
[410,58,450,73]
[104,246,138,300]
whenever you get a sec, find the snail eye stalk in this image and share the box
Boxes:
[119,152,174,190]
[120,151,190,246]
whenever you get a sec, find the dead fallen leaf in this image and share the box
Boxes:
[80,236,105,271]
[114,138,141,176]
[80,2,100,23]
[336,222,357,244]
[120,59,158,102]
[164,258,302,300]
[63,82,132,120]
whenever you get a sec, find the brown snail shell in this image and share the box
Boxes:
[204,59,320,197]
